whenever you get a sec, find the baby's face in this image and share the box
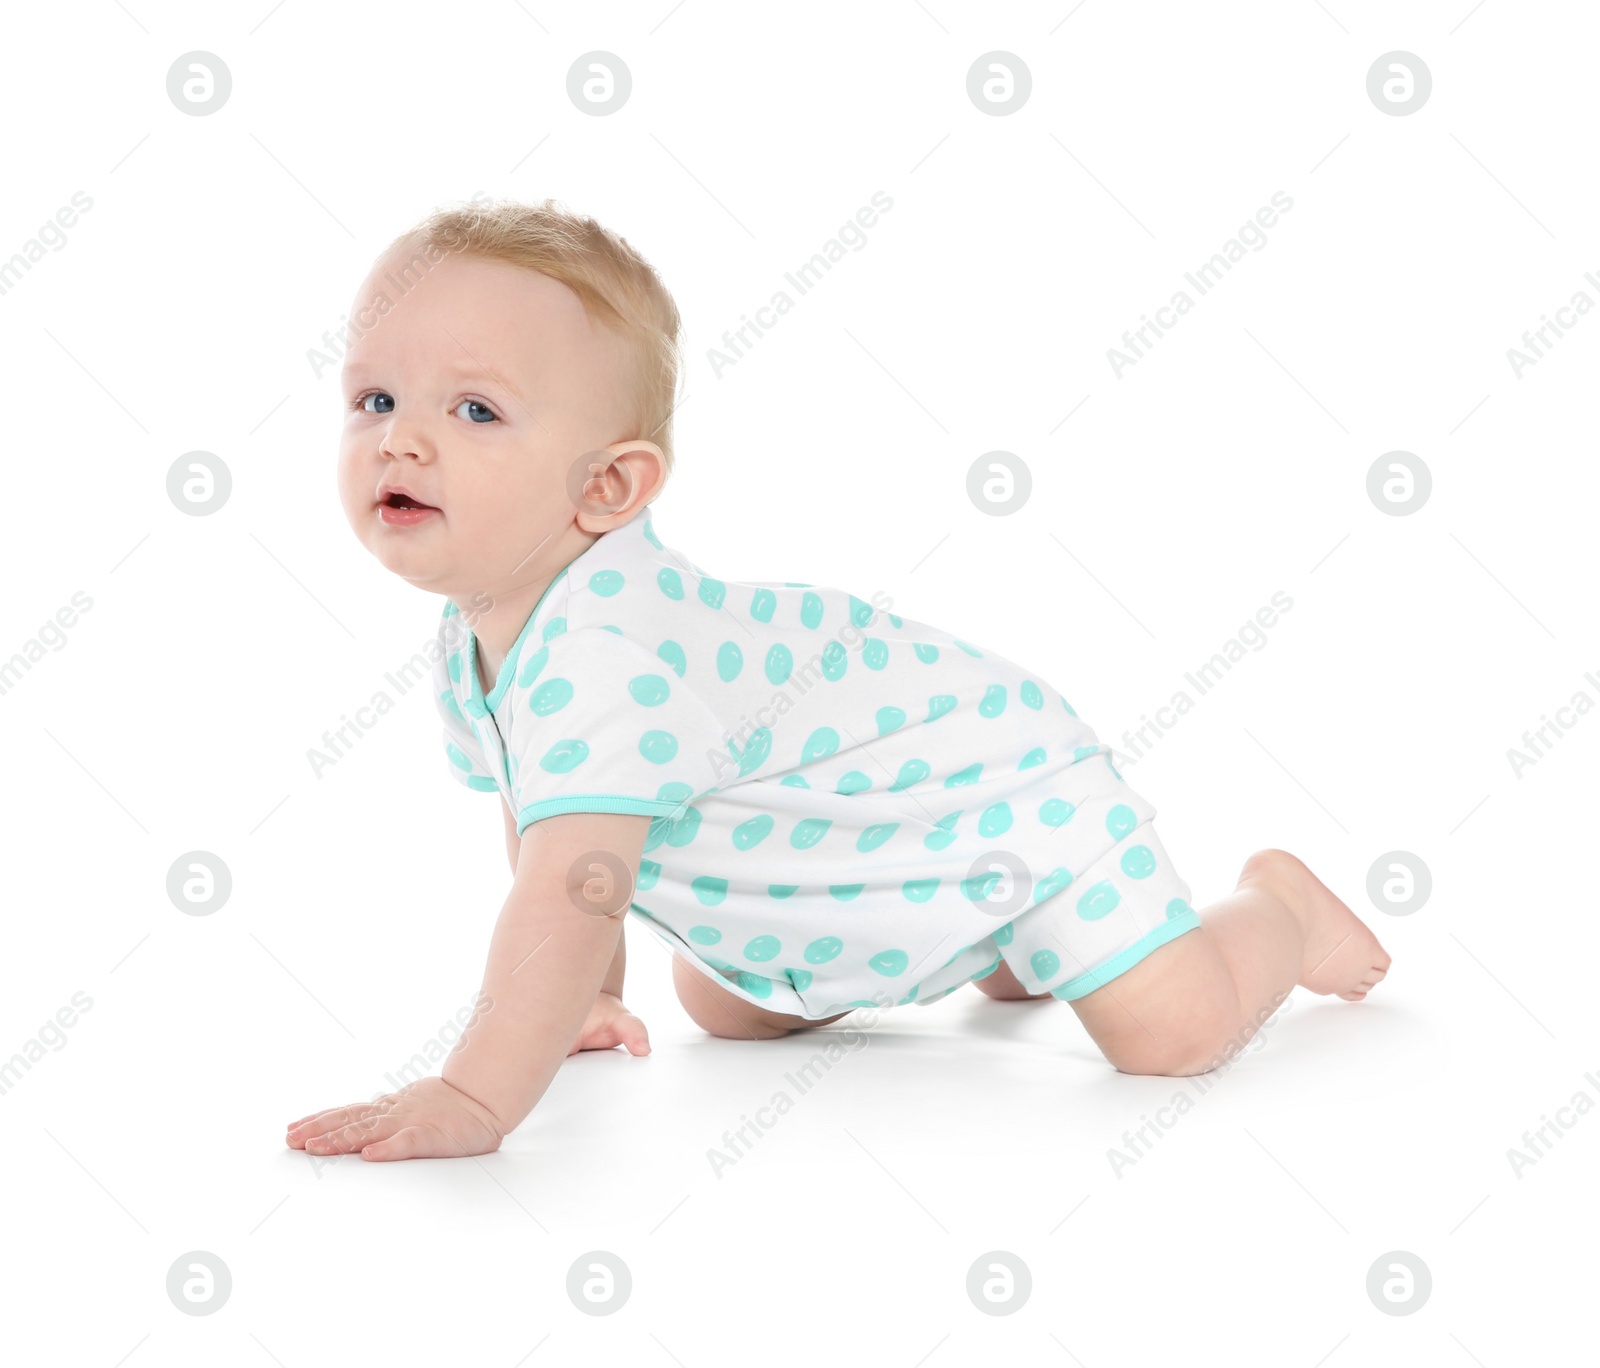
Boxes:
[337,248,635,599]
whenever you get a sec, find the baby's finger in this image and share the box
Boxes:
[359,1125,441,1162]
[287,1103,365,1138]
[304,1115,393,1154]
[619,1014,652,1056]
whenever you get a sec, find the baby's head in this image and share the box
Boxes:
[337,197,683,602]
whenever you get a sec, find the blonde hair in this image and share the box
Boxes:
[382,196,685,478]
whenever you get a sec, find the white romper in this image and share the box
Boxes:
[432,508,1200,1019]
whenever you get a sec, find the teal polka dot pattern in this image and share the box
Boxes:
[733,726,772,776]
[428,510,1197,1025]
[1040,798,1075,827]
[692,876,728,905]
[1077,880,1121,920]
[978,802,1013,837]
[891,759,930,791]
[1106,804,1138,840]
[805,936,842,964]
[802,727,840,763]
[961,870,1002,901]
[517,646,550,687]
[791,818,831,849]
[530,678,573,715]
[629,674,671,706]
[858,822,898,852]
[744,933,780,961]
[733,814,774,849]
[1121,845,1157,879]
[1035,866,1073,901]
[662,807,701,847]
[737,971,773,998]
[540,739,588,773]
[640,730,679,764]
[924,812,961,850]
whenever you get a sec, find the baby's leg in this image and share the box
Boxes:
[971,960,1051,1001]
[1067,848,1390,1076]
[672,953,852,1040]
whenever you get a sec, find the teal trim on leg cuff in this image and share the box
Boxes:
[516,794,683,835]
[1048,909,1203,1002]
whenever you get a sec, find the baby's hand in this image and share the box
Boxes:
[569,991,652,1057]
[285,1076,504,1161]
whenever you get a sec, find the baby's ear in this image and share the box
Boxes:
[571,440,666,531]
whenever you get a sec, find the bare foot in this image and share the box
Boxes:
[1240,849,1392,1001]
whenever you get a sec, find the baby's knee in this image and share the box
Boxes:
[1101,1007,1246,1078]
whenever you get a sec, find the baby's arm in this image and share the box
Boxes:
[501,798,646,1052]
[285,810,651,1161]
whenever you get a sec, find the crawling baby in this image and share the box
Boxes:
[286,198,1391,1162]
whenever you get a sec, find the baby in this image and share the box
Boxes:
[286,198,1391,1163]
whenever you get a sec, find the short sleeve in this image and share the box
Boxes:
[505,628,729,835]
[432,621,500,794]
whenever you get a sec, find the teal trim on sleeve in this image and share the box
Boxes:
[1048,909,1203,1001]
[466,566,573,715]
[515,794,684,836]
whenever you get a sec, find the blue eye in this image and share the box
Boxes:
[454,399,497,424]
[359,392,394,414]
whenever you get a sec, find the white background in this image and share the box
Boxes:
[1,1,1594,1363]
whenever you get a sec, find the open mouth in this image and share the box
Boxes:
[382,492,437,510]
